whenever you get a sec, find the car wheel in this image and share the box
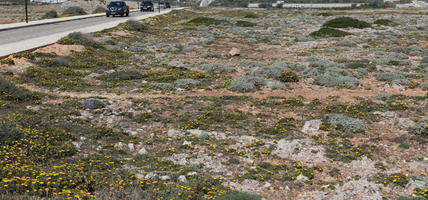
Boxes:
[126,12,129,17]
[106,14,110,17]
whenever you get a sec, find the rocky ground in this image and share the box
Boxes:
[0,7,427,200]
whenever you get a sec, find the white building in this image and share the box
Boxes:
[30,0,67,4]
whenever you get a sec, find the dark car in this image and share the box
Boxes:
[106,1,129,17]
[140,1,154,12]
[159,2,171,9]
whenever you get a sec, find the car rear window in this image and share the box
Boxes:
[109,2,125,6]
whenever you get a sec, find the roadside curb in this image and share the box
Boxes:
[0,9,139,32]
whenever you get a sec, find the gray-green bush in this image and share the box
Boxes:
[409,117,428,135]
[201,63,235,73]
[328,114,366,132]
[228,76,266,92]
[62,6,86,16]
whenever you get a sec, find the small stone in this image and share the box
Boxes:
[114,142,124,148]
[296,174,309,181]
[138,147,147,155]
[145,172,157,179]
[229,47,241,56]
[160,175,171,181]
[302,119,322,135]
[391,83,405,91]
[128,131,138,136]
[128,143,135,151]
[397,118,415,129]
[26,105,41,111]
[178,175,187,183]
[135,174,145,179]
[183,141,192,146]
[167,129,182,138]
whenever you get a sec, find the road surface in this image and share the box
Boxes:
[0,9,174,57]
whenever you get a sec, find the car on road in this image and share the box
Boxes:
[106,1,129,17]
[140,1,154,12]
[159,2,171,9]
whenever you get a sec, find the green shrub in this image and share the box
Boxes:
[151,82,177,90]
[310,28,352,38]
[82,99,105,109]
[0,57,14,65]
[244,13,259,18]
[0,120,24,144]
[317,12,334,17]
[107,70,143,81]
[217,191,262,200]
[323,17,371,29]
[93,6,106,14]
[236,20,256,27]
[186,17,229,26]
[374,19,399,26]
[42,10,58,19]
[420,82,428,91]
[134,112,157,123]
[57,32,98,47]
[62,6,86,16]
[0,76,36,101]
[347,59,371,69]
[375,93,392,101]
[120,20,146,31]
[278,70,299,82]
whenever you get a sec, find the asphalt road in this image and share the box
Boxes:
[0,9,172,57]
[0,11,159,45]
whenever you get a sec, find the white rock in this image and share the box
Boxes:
[128,143,135,151]
[330,180,382,200]
[229,47,241,56]
[128,131,138,136]
[296,174,309,181]
[135,173,145,179]
[183,141,192,146]
[138,147,147,155]
[302,119,322,135]
[145,172,157,179]
[80,136,87,141]
[391,83,405,91]
[178,175,187,183]
[160,175,171,181]
[347,157,377,178]
[166,129,182,138]
[273,139,326,164]
[26,105,41,111]
[114,142,124,148]
[187,129,210,138]
[397,118,415,129]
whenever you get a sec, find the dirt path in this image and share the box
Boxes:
[21,83,426,103]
